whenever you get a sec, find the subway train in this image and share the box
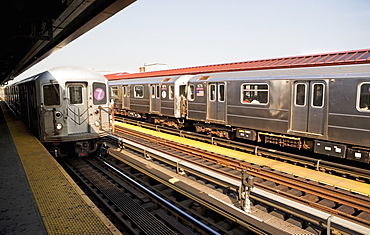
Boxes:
[0,87,4,101]
[107,50,370,164]
[4,66,111,157]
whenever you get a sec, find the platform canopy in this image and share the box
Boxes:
[0,0,136,85]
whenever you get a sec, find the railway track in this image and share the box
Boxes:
[115,117,370,183]
[110,124,370,234]
[60,156,265,234]
[105,141,310,234]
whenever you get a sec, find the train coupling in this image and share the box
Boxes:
[75,141,90,157]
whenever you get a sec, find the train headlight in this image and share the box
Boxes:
[56,123,63,130]
[55,111,62,119]
[94,120,101,127]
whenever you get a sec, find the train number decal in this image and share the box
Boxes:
[94,88,105,101]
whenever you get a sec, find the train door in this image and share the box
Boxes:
[179,84,187,117]
[207,82,226,122]
[66,82,89,134]
[20,85,31,128]
[122,85,130,109]
[28,84,39,134]
[291,81,327,135]
[150,84,161,113]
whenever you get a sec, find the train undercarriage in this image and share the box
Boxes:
[45,138,107,157]
[114,109,370,164]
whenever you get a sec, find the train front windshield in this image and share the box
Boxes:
[43,84,60,106]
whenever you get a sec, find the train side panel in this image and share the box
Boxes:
[327,78,370,147]
[108,64,370,163]
[110,75,193,126]
[227,79,290,135]
[187,76,208,122]
[131,84,150,114]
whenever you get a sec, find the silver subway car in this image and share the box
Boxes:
[110,75,194,128]
[109,64,370,163]
[5,66,111,157]
[186,64,370,163]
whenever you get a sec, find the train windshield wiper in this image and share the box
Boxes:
[50,80,60,97]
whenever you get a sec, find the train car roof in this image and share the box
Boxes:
[47,66,107,81]
[108,74,187,85]
[188,63,370,82]
[10,72,47,86]
[9,66,106,87]
[105,48,370,81]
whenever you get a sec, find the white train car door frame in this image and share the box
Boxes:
[150,84,161,113]
[66,82,89,134]
[291,80,327,135]
[207,82,226,122]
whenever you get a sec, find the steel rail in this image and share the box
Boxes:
[106,143,293,235]
[115,117,370,182]
[102,161,222,235]
[63,157,223,235]
[107,134,370,235]
[113,125,370,228]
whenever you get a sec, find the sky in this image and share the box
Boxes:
[14,0,370,80]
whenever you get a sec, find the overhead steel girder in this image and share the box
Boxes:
[0,0,136,85]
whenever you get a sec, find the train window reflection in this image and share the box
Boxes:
[111,86,118,97]
[219,84,225,102]
[69,86,83,104]
[169,85,174,100]
[210,84,216,101]
[134,85,144,98]
[122,86,127,97]
[180,85,186,97]
[188,85,195,101]
[43,84,60,106]
[312,84,324,107]
[241,83,268,104]
[359,83,370,111]
[295,83,306,106]
[123,86,129,97]
[151,85,155,98]
[156,85,160,99]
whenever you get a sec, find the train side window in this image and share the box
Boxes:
[30,86,36,108]
[188,85,195,101]
[295,83,306,106]
[151,85,155,98]
[16,87,19,103]
[358,83,370,111]
[169,85,174,100]
[122,86,127,97]
[156,85,160,99]
[179,85,186,97]
[241,83,268,104]
[209,84,216,101]
[312,83,324,107]
[218,83,225,102]
[69,86,83,104]
[93,83,107,105]
[43,84,60,106]
[111,86,119,97]
[134,85,144,98]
